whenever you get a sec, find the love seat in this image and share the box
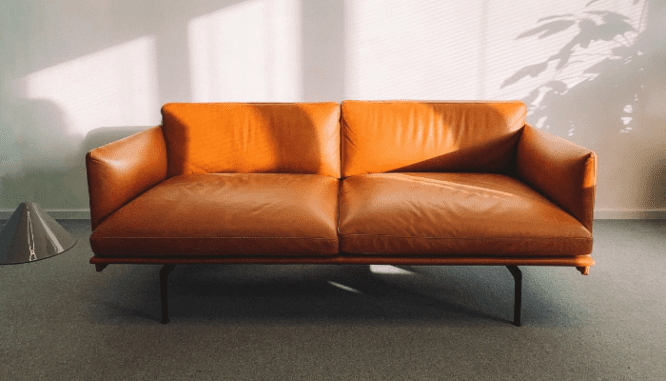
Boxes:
[87,101,596,325]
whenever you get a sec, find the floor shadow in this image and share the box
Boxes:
[85,263,521,326]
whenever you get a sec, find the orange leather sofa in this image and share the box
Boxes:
[87,101,596,325]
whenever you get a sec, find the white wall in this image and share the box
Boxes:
[1,0,664,218]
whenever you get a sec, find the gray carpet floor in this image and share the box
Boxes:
[0,219,665,380]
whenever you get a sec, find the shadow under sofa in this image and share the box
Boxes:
[86,101,596,325]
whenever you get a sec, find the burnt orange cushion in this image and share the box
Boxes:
[161,103,341,178]
[90,173,339,257]
[341,101,527,177]
[339,172,592,256]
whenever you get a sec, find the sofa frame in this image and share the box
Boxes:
[91,255,591,326]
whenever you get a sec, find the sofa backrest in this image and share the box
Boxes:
[341,101,528,177]
[161,102,341,178]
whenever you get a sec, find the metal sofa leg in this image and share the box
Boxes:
[506,266,522,326]
[160,264,176,324]
[95,264,108,272]
[576,266,590,275]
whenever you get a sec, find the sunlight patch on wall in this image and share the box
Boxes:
[188,0,301,102]
[345,0,581,101]
[345,0,484,100]
[19,36,159,137]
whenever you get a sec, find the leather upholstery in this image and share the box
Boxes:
[341,101,527,177]
[339,172,592,256]
[87,101,597,271]
[90,173,339,256]
[516,124,597,233]
[161,102,341,178]
[86,126,167,231]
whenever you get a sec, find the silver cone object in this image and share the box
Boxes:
[0,203,77,265]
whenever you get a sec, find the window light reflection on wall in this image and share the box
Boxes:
[19,36,159,137]
[188,0,302,102]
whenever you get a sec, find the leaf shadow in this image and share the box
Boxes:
[502,0,649,135]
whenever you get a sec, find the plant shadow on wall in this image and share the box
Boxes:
[502,0,649,138]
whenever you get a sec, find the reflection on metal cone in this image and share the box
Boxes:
[0,203,77,265]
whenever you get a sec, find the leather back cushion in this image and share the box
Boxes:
[161,103,341,178]
[341,101,528,177]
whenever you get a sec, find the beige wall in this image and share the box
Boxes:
[1,0,664,219]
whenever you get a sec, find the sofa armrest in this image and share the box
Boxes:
[516,124,597,233]
[86,126,168,231]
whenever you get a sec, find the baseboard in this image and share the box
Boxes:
[2,208,666,220]
[593,209,666,219]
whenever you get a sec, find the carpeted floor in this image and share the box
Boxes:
[0,219,664,380]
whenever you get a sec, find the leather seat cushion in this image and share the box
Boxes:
[339,172,593,257]
[90,173,339,257]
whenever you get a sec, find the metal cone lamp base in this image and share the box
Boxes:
[0,203,77,265]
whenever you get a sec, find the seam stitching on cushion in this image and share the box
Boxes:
[341,250,588,255]
[340,234,591,240]
[94,237,338,239]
